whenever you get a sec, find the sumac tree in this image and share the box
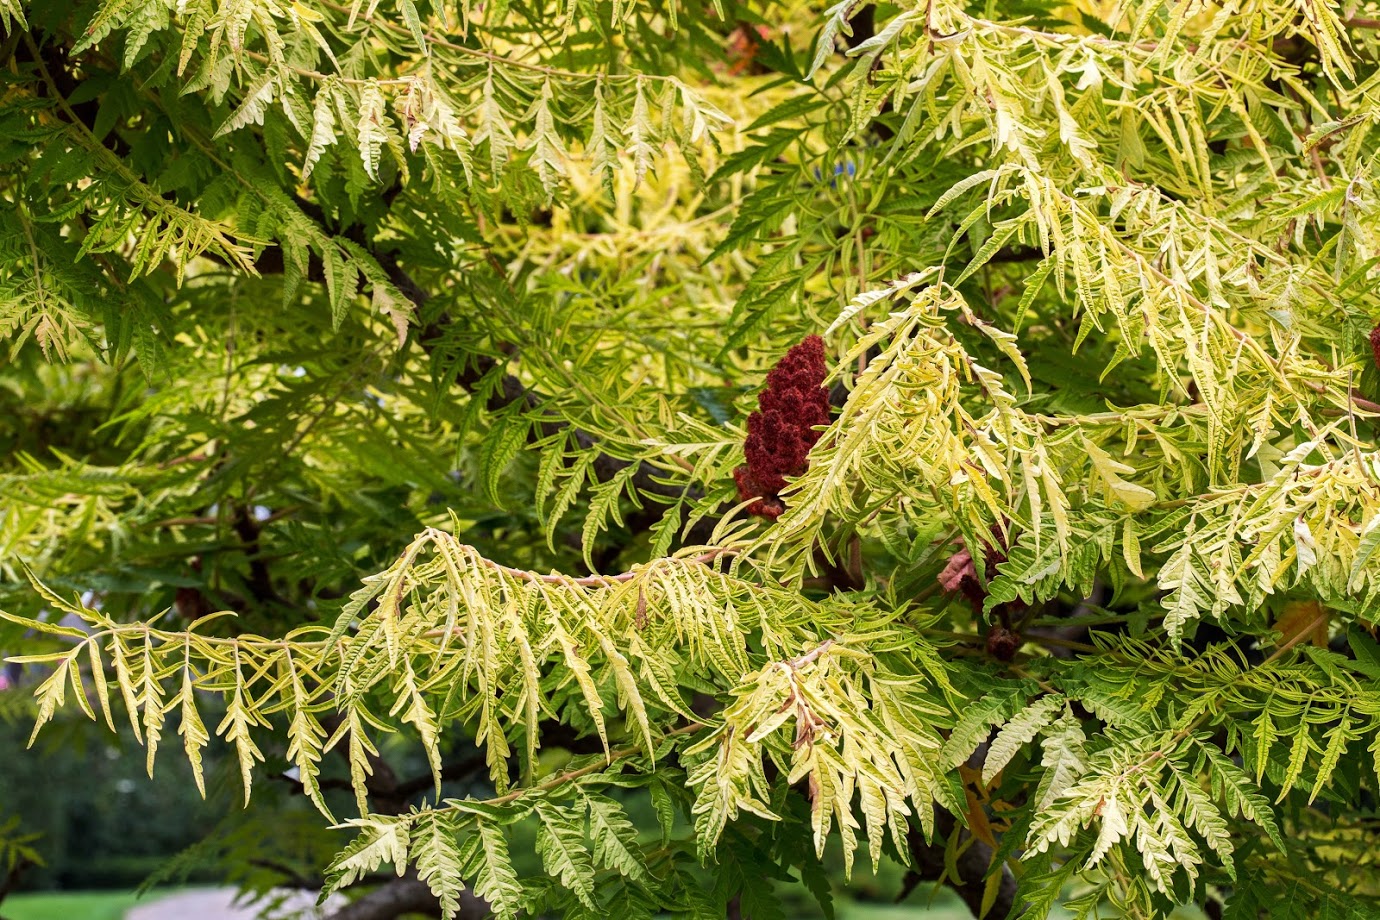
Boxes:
[2,0,1380,917]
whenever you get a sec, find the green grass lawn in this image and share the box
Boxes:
[2,888,975,920]
[0,890,146,920]
[843,894,975,919]
[0,887,1211,919]
[2,893,971,920]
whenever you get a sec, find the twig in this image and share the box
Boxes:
[485,722,704,808]
[1259,607,1330,667]
[392,754,489,800]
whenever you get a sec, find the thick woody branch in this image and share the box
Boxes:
[322,871,489,920]
[903,809,1018,919]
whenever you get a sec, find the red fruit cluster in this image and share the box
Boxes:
[1370,324,1380,370]
[734,335,832,520]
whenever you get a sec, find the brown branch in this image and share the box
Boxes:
[232,506,287,608]
[483,722,704,809]
[247,859,409,893]
[247,858,322,891]
[1348,387,1380,415]
[901,809,1018,919]
[0,856,35,909]
[152,506,299,530]
[267,771,357,795]
[391,753,489,800]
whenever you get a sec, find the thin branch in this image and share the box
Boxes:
[232,506,288,609]
[0,856,34,909]
[1259,607,1331,667]
[484,722,703,809]
[392,753,489,800]
[247,858,321,891]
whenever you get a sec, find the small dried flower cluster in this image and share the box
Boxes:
[1370,324,1380,370]
[937,534,1013,608]
[734,335,832,520]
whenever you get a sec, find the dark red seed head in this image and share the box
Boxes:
[986,624,1021,661]
[735,336,832,518]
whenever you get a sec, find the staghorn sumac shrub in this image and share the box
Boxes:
[4,1,1380,919]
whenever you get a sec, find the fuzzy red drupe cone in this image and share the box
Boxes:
[1370,324,1380,371]
[734,335,832,520]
